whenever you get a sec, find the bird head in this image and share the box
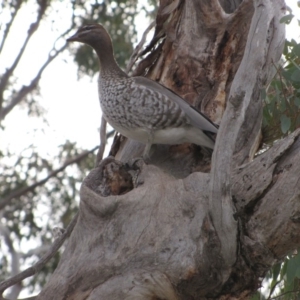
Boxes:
[67,24,112,48]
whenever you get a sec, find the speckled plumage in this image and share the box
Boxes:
[99,75,186,131]
[67,24,218,157]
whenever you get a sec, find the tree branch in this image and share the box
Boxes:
[0,128,115,211]
[0,1,77,122]
[0,0,23,54]
[270,289,300,300]
[0,222,21,299]
[0,146,98,211]
[0,41,68,121]
[0,212,79,296]
[0,0,48,116]
[125,21,155,74]
[209,0,285,281]
[95,116,107,165]
[245,134,300,259]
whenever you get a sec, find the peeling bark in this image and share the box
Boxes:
[37,1,295,300]
[116,0,255,175]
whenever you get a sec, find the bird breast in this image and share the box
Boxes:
[98,77,190,132]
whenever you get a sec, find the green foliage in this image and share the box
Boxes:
[0,142,96,293]
[0,0,157,297]
[253,11,300,300]
[252,252,300,300]
[262,14,300,145]
[280,14,294,24]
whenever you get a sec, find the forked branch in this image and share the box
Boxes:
[0,213,79,298]
[209,0,285,280]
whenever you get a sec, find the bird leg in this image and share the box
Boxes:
[143,130,154,160]
[143,143,152,161]
[126,130,154,169]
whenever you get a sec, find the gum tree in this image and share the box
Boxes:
[2,0,300,299]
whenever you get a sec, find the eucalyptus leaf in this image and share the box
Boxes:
[295,97,300,107]
[292,44,300,58]
[280,14,294,24]
[280,114,291,134]
[291,68,300,82]
[286,257,297,285]
[272,263,281,281]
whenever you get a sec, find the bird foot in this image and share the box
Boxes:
[96,156,116,168]
[124,157,146,188]
[127,156,148,170]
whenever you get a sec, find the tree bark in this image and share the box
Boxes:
[38,0,293,299]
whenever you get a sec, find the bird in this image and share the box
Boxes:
[67,24,218,158]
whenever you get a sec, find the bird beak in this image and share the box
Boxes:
[67,33,80,42]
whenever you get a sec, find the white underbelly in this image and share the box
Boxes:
[107,118,189,144]
[141,128,189,144]
[104,115,214,149]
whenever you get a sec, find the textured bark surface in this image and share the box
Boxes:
[38,1,297,299]
[116,0,255,176]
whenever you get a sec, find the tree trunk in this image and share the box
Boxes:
[38,1,296,299]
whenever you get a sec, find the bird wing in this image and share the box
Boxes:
[133,77,218,134]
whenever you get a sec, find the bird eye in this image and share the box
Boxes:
[83,25,94,31]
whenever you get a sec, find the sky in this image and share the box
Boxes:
[1,1,150,160]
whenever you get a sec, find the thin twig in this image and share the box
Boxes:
[96,116,107,166]
[0,223,21,299]
[0,130,115,211]
[0,146,98,211]
[0,43,68,121]
[269,289,300,299]
[267,280,281,299]
[125,21,155,74]
[0,4,76,123]
[0,0,23,54]
[0,213,79,295]
[0,0,48,115]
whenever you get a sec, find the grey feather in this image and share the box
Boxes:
[133,77,218,134]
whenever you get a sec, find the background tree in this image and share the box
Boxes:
[1,0,300,299]
[0,0,155,298]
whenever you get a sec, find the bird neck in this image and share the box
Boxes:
[92,40,127,78]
